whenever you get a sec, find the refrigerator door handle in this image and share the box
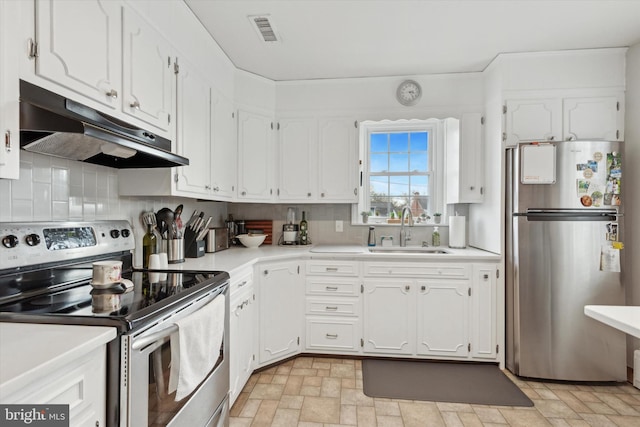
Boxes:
[514,211,618,221]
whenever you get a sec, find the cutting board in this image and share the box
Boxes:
[244,220,273,245]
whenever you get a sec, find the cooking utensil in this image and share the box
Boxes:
[156,208,174,239]
[174,205,184,238]
[196,217,213,241]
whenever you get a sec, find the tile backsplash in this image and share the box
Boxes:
[0,151,228,265]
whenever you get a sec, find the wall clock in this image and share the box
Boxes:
[396,80,422,106]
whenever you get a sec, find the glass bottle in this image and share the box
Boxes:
[368,226,376,247]
[299,211,308,245]
[143,223,157,268]
[432,226,441,247]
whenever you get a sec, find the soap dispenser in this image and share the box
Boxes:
[432,226,441,247]
[368,226,376,247]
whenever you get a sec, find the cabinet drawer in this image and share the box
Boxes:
[306,297,360,316]
[306,317,359,351]
[306,277,360,296]
[307,260,360,276]
[230,268,253,296]
[363,262,470,279]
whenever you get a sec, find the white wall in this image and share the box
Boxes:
[625,43,640,363]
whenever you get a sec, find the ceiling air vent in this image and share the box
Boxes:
[249,15,278,42]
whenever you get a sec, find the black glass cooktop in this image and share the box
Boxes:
[0,269,229,332]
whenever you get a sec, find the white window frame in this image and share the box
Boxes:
[353,118,446,225]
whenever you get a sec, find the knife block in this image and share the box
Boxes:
[184,228,205,258]
[186,240,205,258]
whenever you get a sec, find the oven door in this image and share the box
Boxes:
[120,282,229,427]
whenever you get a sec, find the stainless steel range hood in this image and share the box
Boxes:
[19,80,189,168]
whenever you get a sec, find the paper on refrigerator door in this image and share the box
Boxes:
[600,245,621,273]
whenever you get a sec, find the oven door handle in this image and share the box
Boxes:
[132,324,178,351]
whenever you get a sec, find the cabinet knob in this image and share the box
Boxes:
[470,186,475,190]
[130,100,141,109]
[405,285,410,291]
[548,136,555,141]
[483,274,489,280]
[106,89,118,99]
[421,285,426,291]
[241,191,247,196]
[307,192,312,197]
[321,193,325,197]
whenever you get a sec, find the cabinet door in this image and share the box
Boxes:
[0,0,20,179]
[237,110,275,200]
[504,99,562,146]
[318,117,358,202]
[122,7,173,132]
[210,91,236,200]
[277,117,316,201]
[362,279,414,355]
[446,114,484,203]
[35,0,121,110]
[258,261,302,364]
[416,280,469,358]
[563,95,624,141]
[175,59,211,196]
[230,286,255,406]
[471,265,497,359]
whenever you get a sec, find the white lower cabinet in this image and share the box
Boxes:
[362,279,414,354]
[361,261,498,361]
[416,279,469,358]
[229,269,255,406]
[305,260,361,354]
[5,346,107,426]
[257,260,303,365]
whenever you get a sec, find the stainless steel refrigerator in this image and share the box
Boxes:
[506,140,626,381]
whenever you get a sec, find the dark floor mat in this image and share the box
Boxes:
[362,359,533,407]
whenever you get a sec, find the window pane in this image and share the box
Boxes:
[389,133,409,152]
[389,153,408,172]
[409,152,427,172]
[370,154,388,173]
[410,132,428,151]
[389,175,409,200]
[411,176,429,195]
[370,133,387,152]
[370,176,388,195]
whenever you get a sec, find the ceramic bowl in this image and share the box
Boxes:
[236,234,267,248]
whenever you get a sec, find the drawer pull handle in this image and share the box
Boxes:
[238,280,248,287]
[326,333,338,339]
[325,286,338,291]
[325,306,338,311]
[326,267,339,272]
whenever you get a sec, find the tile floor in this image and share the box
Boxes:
[229,356,640,427]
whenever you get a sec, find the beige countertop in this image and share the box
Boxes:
[0,323,116,399]
[176,244,500,276]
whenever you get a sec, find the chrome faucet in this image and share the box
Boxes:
[399,206,414,247]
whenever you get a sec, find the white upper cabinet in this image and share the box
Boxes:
[210,91,237,200]
[122,6,174,132]
[175,58,211,196]
[237,110,275,201]
[317,117,358,202]
[563,95,624,141]
[277,117,317,201]
[504,93,624,146]
[504,98,562,146]
[0,0,20,179]
[446,114,484,204]
[34,0,122,111]
[274,115,358,203]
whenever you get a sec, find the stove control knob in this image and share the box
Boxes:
[25,233,41,246]
[2,235,19,248]
[120,229,131,238]
[110,229,120,239]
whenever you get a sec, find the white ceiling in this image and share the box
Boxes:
[184,0,640,82]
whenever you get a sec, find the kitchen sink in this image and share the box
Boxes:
[368,247,450,254]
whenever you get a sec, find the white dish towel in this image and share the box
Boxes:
[169,294,225,401]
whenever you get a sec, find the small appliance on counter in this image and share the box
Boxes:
[280,207,299,245]
[206,228,230,253]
